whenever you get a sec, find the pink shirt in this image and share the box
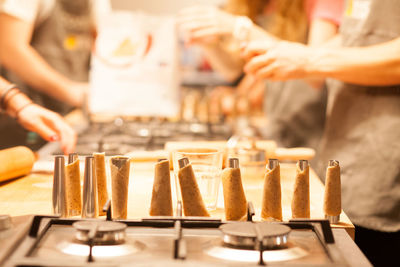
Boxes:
[265,0,345,26]
[306,0,345,26]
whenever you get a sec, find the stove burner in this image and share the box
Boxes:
[58,241,143,257]
[5,215,348,267]
[220,222,291,249]
[205,240,308,263]
[73,221,127,245]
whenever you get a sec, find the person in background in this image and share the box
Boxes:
[243,0,400,266]
[179,0,344,150]
[0,0,110,148]
[0,76,76,154]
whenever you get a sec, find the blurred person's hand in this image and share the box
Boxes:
[247,83,264,112]
[63,81,89,108]
[243,40,312,80]
[17,104,77,154]
[209,86,236,116]
[178,6,236,45]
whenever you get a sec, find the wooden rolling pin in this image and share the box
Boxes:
[0,146,35,183]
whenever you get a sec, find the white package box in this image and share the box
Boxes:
[89,11,180,117]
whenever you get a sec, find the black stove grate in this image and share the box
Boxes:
[25,215,338,266]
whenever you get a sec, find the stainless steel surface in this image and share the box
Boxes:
[174,220,187,259]
[325,215,340,224]
[299,160,309,171]
[0,215,12,231]
[220,222,291,249]
[73,221,127,245]
[268,159,279,170]
[52,156,67,217]
[228,158,239,168]
[3,217,355,267]
[68,153,78,164]
[82,156,97,218]
[329,160,339,167]
[0,215,33,266]
[332,229,372,267]
[178,157,189,168]
[176,201,183,217]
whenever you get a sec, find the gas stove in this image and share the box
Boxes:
[2,204,349,267]
[51,119,232,156]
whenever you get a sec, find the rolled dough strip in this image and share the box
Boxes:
[291,162,310,218]
[65,158,82,217]
[323,163,341,216]
[178,164,210,217]
[261,164,282,221]
[221,167,247,221]
[110,156,130,219]
[150,160,173,216]
[93,152,108,216]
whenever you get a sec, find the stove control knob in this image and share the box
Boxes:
[0,215,12,231]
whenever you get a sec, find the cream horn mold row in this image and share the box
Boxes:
[65,153,82,217]
[110,156,130,219]
[53,156,67,217]
[150,159,173,216]
[177,157,210,217]
[82,156,98,218]
[323,160,341,223]
[93,152,108,216]
[262,158,282,221]
[221,158,247,221]
[291,160,310,219]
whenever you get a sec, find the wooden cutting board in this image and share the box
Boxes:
[0,162,354,239]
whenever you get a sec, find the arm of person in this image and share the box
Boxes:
[306,18,340,88]
[244,36,400,86]
[235,18,339,100]
[200,41,244,83]
[308,37,400,86]
[91,0,112,38]
[0,76,77,154]
[308,19,339,47]
[0,13,87,107]
[199,23,277,82]
[240,76,265,112]
[178,6,277,83]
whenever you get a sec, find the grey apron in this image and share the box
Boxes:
[2,0,92,114]
[0,0,92,149]
[258,10,327,152]
[262,80,327,151]
[316,0,400,232]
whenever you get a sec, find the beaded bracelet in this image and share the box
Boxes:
[0,83,18,111]
[3,89,22,110]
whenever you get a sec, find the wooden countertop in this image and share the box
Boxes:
[0,161,354,239]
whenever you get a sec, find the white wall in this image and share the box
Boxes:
[110,0,225,14]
